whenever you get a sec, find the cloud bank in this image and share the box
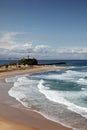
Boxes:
[0,32,87,59]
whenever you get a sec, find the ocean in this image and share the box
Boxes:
[0,60,18,65]
[2,60,87,130]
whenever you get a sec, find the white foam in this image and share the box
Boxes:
[8,76,38,106]
[36,70,87,91]
[36,70,87,83]
[8,77,28,100]
[38,79,87,118]
[81,88,86,90]
[77,78,87,85]
[5,74,30,83]
[8,89,26,101]
[5,76,18,83]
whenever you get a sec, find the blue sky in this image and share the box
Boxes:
[0,0,87,59]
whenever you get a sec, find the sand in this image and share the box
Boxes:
[0,116,38,130]
[0,65,73,130]
[0,65,67,78]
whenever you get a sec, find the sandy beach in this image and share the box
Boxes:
[0,116,38,130]
[0,65,73,130]
[0,65,67,78]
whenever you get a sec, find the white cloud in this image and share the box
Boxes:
[0,32,19,49]
[12,43,33,53]
[56,47,87,53]
[1,32,18,42]
[34,45,50,53]
[0,32,87,59]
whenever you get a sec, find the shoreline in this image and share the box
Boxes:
[0,65,73,130]
[0,65,67,78]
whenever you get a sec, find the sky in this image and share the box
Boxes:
[0,0,87,59]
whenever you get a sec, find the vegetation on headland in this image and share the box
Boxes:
[18,58,38,65]
[0,57,38,72]
[3,57,38,66]
[0,57,66,72]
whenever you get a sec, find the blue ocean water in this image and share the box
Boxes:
[4,60,87,130]
[0,60,18,65]
[0,59,87,66]
[38,59,87,66]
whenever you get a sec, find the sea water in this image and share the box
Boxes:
[5,63,87,130]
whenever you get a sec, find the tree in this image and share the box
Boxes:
[5,64,8,71]
[18,58,38,66]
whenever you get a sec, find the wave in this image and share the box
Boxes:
[7,75,77,130]
[35,70,87,88]
[8,77,28,102]
[8,76,39,107]
[76,78,87,85]
[6,70,87,130]
[38,79,87,118]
